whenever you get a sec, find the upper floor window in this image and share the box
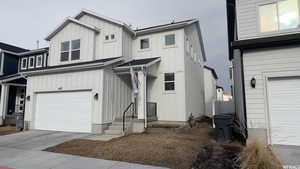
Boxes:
[60,39,80,62]
[140,38,150,49]
[105,34,116,41]
[164,73,175,91]
[165,34,175,46]
[36,55,43,68]
[259,0,300,32]
[20,58,27,70]
[28,56,35,69]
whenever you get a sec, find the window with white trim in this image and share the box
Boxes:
[165,34,175,46]
[21,58,27,70]
[60,41,69,62]
[164,73,175,91]
[60,39,80,62]
[36,55,43,68]
[140,38,150,49]
[28,57,35,69]
[259,0,300,32]
[71,39,80,60]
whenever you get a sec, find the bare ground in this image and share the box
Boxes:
[45,128,216,169]
[0,126,19,136]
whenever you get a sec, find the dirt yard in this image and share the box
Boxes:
[0,126,19,136]
[46,128,216,169]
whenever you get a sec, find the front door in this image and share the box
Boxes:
[15,87,26,114]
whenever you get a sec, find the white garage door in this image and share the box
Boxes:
[268,77,300,146]
[34,91,92,133]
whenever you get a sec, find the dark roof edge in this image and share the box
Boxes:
[204,65,218,79]
[232,33,300,50]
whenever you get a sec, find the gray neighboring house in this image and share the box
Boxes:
[228,0,300,146]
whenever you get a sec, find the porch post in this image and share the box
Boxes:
[0,84,9,125]
[137,71,147,124]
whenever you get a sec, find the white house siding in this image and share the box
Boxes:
[122,30,133,58]
[243,45,300,131]
[24,69,104,130]
[78,14,123,59]
[48,22,96,66]
[102,68,131,123]
[236,0,300,40]
[132,29,187,122]
[204,69,217,117]
[184,23,206,119]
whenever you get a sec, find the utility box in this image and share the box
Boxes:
[15,113,24,131]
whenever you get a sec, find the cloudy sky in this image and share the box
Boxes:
[0,0,231,91]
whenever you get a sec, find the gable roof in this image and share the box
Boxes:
[45,17,100,41]
[204,65,218,79]
[74,9,135,35]
[0,42,28,53]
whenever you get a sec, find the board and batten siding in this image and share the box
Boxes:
[243,45,300,128]
[204,69,217,117]
[102,68,131,123]
[25,70,104,127]
[132,29,187,121]
[78,14,123,59]
[236,0,300,40]
[48,22,96,66]
[184,23,206,119]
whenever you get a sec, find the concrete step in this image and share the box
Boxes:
[108,125,124,130]
[104,129,123,135]
[112,121,132,126]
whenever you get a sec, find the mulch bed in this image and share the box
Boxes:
[0,126,19,136]
[45,128,216,169]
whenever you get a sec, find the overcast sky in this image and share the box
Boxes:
[0,0,231,91]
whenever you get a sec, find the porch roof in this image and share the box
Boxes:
[115,57,161,70]
[0,74,26,84]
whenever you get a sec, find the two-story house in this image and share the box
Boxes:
[19,9,206,134]
[0,43,48,126]
[229,0,300,146]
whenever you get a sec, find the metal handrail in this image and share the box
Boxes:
[122,102,135,132]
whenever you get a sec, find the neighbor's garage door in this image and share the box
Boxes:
[268,77,300,146]
[34,91,92,133]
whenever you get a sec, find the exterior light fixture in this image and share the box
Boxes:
[94,93,99,100]
[26,96,30,101]
[250,78,256,88]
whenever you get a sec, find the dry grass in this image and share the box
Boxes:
[0,126,19,136]
[237,140,283,169]
[46,128,216,169]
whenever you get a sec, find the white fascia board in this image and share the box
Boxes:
[192,20,207,62]
[45,17,101,41]
[75,9,135,36]
[0,74,23,83]
[18,48,47,56]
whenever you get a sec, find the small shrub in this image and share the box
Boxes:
[237,140,283,169]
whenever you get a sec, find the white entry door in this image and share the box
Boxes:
[34,91,92,133]
[268,77,300,146]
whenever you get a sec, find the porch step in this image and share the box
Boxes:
[104,129,123,135]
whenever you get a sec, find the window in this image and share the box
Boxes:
[28,57,35,69]
[36,55,43,68]
[259,0,300,32]
[60,41,70,62]
[111,34,115,40]
[71,39,80,60]
[165,34,175,46]
[20,58,27,70]
[164,73,175,91]
[140,38,150,49]
[105,35,109,40]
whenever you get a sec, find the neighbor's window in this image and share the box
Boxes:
[28,57,35,68]
[36,55,43,68]
[165,34,175,46]
[164,73,175,91]
[21,58,27,70]
[105,35,109,41]
[60,41,70,62]
[111,34,115,40]
[71,39,80,60]
[259,0,300,32]
[140,38,150,49]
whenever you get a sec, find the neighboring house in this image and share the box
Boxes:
[0,43,48,126]
[228,0,300,146]
[216,86,224,101]
[19,9,206,134]
[204,66,218,117]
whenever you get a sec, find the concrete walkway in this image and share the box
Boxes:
[0,131,168,169]
[272,145,300,166]
[0,147,168,169]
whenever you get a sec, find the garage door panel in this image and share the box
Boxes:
[268,78,300,146]
[34,91,92,133]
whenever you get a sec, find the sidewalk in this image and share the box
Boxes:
[0,147,169,169]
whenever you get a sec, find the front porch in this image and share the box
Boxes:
[0,74,27,126]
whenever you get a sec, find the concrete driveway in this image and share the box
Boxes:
[272,145,300,166]
[0,130,168,169]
